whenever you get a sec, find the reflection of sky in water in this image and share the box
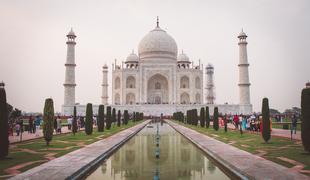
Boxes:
[87,123,229,180]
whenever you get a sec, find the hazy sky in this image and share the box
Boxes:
[0,0,309,113]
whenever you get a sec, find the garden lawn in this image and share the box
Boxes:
[173,120,310,176]
[0,121,141,178]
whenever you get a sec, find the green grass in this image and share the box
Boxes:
[173,120,310,175]
[0,121,141,177]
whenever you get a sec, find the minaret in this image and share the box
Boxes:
[63,28,76,107]
[238,29,251,105]
[205,64,215,104]
[101,64,109,105]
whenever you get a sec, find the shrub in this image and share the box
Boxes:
[72,106,78,135]
[112,108,116,126]
[282,124,289,130]
[97,105,104,132]
[301,88,310,152]
[124,110,129,125]
[85,103,93,135]
[43,98,54,146]
[213,107,219,131]
[200,107,205,127]
[106,106,112,130]
[262,98,271,143]
[117,110,121,127]
[193,109,198,126]
[0,85,9,158]
[206,106,210,128]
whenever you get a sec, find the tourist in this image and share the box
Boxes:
[233,114,239,129]
[67,116,72,130]
[34,115,41,137]
[15,123,21,136]
[57,116,62,134]
[77,116,81,131]
[242,116,247,130]
[54,116,58,133]
[28,116,34,133]
[291,114,297,134]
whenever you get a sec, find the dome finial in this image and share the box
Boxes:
[156,16,159,27]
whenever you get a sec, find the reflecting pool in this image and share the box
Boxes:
[86,122,229,180]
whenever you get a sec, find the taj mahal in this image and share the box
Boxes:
[62,18,252,116]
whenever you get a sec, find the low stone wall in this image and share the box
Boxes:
[62,104,252,116]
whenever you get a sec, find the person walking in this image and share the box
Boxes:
[57,116,62,134]
[28,116,34,133]
[15,123,21,136]
[34,116,41,137]
[233,115,239,129]
[291,114,297,135]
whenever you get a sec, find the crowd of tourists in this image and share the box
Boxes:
[214,113,300,134]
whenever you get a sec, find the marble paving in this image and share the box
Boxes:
[167,120,309,180]
[9,120,150,180]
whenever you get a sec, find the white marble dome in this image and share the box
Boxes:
[126,51,139,62]
[177,51,190,62]
[138,26,178,60]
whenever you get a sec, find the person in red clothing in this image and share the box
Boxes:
[233,115,239,129]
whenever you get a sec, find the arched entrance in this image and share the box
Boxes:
[147,74,169,104]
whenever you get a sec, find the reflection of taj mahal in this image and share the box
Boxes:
[62,18,252,116]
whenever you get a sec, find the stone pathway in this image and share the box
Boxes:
[9,128,74,144]
[167,120,309,180]
[9,120,150,180]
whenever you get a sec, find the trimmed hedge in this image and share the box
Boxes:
[0,85,9,158]
[262,98,271,143]
[85,103,93,135]
[97,105,104,132]
[43,98,54,146]
[301,88,310,152]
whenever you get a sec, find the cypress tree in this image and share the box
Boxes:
[200,107,205,127]
[97,105,104,132]
[193,109,198,126]
[72,106,78,135]
[43,98,54,146]
[124,110,129,125]
[262,98,271,143]
[85,103,93,135]
[301,87,310,152]
[112,108,116,126]
[106,106,112,130]
[186,110,190,124]
[0,83,9,158]
[133,111,136,122]
[206,106,210,128]
[213,107,219,131]
[117,110,121,127]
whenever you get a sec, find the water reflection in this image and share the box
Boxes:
[87,123,229,180]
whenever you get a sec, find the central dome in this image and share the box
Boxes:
[138,25,178,60]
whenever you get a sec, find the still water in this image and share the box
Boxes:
[86,122,230,180]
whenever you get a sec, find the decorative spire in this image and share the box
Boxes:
[0,81,5,88]
[156,16,159,27]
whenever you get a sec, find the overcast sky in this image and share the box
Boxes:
[0,0,309,113]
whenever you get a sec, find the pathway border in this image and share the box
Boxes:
[167,120,309,180]
[9,120,150,180]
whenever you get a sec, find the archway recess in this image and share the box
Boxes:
[147,74,169,104]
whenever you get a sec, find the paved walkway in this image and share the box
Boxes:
[167,120,309,180]
[9,128,73,144]
[9,120,150,180]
